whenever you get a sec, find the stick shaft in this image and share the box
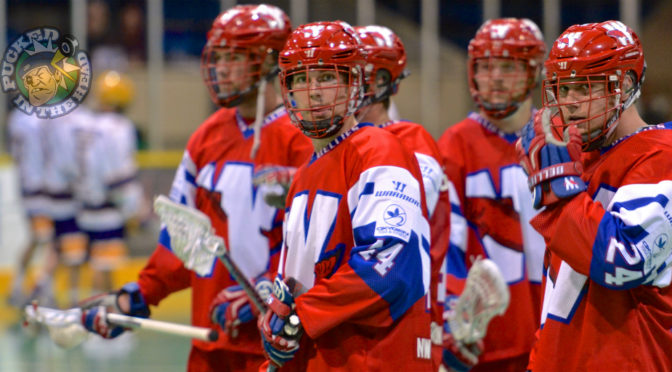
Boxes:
[107,313,218,342]
[216,247,267,315]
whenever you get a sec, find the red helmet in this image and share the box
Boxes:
[201,4,291,107]
[355,25,408,106]
[543,20,645,150]
[468,18,546,119]
[279,21,366,139]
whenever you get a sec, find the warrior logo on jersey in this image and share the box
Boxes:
[2,27,91,118]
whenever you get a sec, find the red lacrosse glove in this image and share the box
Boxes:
[516,108,586,209]
[253,165,298,209]
[258,277,302,368]
[209,275,272,338]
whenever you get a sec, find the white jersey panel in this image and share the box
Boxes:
[414,152,443,217]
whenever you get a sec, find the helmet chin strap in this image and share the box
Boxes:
[299,116,342,139]
[245,65,280,158]
[249,78,267,159]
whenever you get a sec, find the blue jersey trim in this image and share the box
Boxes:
[349,232,426,321]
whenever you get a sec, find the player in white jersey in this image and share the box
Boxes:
[42,105,92,304]
[76,70,142,294]
[7,109,55,306]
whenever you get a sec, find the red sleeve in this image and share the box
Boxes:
[295,265,394,339]
[530,194,603,276]
[137,245,192,306]
[437,128,469,297]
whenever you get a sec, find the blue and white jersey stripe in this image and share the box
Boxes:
[591,180,672,289]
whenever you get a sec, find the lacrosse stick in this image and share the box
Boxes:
[24,304,89,349]
[24,305,218,348]
[446,258,510,344]
[153,195,267,315]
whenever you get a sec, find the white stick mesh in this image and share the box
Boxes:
[448,258,510,344]
[24,305,89,349]
[153,195,226,276]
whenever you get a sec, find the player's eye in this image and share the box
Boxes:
[499,62,514,72]
[292,73,307,86]
[25,76,34,85]
[318,72,336,83]
[476,61,490,71]
[578,83,590,95]
[558,85,569,96]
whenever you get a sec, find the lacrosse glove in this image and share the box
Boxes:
[80,282,150,339]
[259,277,302,368]
[516,109,586,209]
[210,274,272,338]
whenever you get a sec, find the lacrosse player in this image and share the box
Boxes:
[355,24,451,369]
[75,70,143,295]
[437,18,547,371]
[80,5,313,371]
[517,20,672,371]
[7,109,55,307]
[258,21,432,371]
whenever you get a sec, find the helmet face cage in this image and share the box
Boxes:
[469,56,540,119]
[543,74,622,150]
[543,20,645,150]
[468,18,545,119]
[200,45,267,108]
[200,4,290,107]
[278,21,366,139]
[281,64,364,139]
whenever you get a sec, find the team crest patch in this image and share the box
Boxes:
[2,27,91,118]
[383,204,407,227]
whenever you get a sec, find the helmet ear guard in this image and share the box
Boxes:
[355,25,408,108]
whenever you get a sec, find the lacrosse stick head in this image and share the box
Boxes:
[153,195,227,276]
[24,305,89,349]
[447,258,510,344]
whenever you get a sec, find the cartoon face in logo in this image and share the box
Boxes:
[383,204,407,227]
[2,28,91,118]
[20,63,62,106]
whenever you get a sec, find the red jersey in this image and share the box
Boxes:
[379,119,451,365]
[437,112,544,365]
[530,123,672,371]
[277,123,433,371]
[137,106,313,369]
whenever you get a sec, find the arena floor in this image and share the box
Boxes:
[0,259,194,371]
